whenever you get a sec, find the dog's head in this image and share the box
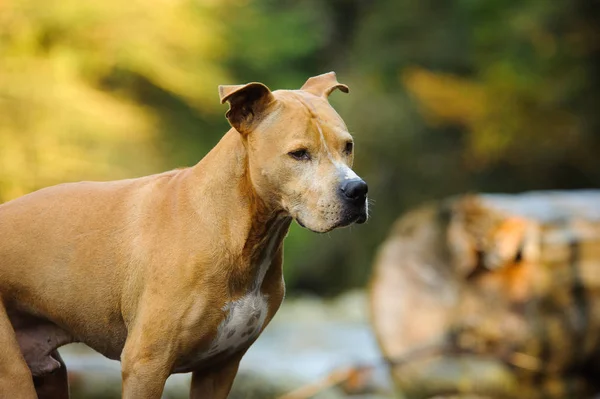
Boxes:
[219,72,368,233]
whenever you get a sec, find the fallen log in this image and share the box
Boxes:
[370,191,600,399]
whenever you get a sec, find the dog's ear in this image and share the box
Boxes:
[218,82,275,134]
[301,72,349,98]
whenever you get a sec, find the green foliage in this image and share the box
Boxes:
[0,0,231,199]
[1,0,598,295]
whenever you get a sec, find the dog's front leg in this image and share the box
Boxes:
[120,323,174,399]
[190,354,243,399]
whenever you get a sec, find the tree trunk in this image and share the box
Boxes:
[370,190,600,399]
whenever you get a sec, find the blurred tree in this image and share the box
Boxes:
[0,0,230,200]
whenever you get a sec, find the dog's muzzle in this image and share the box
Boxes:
[339,178,368,225]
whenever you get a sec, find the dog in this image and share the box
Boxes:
[0,72,368,398]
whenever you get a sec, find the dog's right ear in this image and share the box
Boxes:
[218,82,275,135]
[301,72,349,98]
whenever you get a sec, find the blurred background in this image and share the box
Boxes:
[1,0,600,398]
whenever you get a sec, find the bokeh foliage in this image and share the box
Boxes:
[1,0,599,295]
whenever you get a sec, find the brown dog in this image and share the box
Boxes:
[0,72,368,398]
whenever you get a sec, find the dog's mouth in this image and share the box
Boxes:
[337,211,366,228]
[356,211,368,224]
[340,203,368,226]
[295,205,368,233]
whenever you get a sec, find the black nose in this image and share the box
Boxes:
[340,179,368,202]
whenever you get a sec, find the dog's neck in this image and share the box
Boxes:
[185,129,292,291]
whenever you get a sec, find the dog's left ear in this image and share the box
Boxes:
[219,82,275,134]
[301,72,349,98]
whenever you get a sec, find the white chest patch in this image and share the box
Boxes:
[200,290,269,360]
[197,220,287,361]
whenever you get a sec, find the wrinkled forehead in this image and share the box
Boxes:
[266,90,351,143]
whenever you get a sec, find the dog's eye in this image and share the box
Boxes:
[344,142,354,155]
[288,149,310,161]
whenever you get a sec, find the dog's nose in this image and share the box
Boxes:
[340,179,368,203]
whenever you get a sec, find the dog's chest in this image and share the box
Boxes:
[200,291,269,360]
[189,226,287,365]
[178,219,289,371]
